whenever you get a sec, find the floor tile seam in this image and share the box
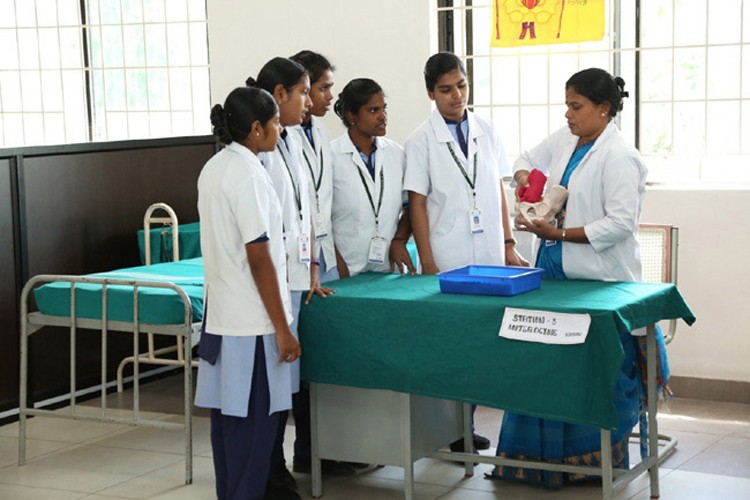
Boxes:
[0,469,105,494]
[0,480,95,497]
[656,426,743,437]
[2,440,85,466]
[66,441,190,461]
[74,421,188,448]
[84,457,194,499]
[675,448,750,478]
[79,454,215,498]
[430,483,488,500]
[682,433,750,457]
[359,470,485,490]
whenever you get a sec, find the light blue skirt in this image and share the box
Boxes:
[195,333,293,418]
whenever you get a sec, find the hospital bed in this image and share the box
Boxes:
[18,258,204,484]
[116,203,201,392]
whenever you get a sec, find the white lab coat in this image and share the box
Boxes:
[515,122,646,282]
[260,131,312,291]
[403,109,511,272]
[330,133,407,276]
[198,142,292,336]
[290,116,336,274]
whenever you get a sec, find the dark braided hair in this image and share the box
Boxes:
[246,57,308,95]
[210,87,277,144]
[333,78,383,128]
[289,50,335,85]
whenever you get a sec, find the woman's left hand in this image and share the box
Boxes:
[505,246,530,267]
[389,239,416,275]
[305,264,335,304]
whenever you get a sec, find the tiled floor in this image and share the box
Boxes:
[1,373,749,499]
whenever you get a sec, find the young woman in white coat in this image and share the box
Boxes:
[404,52,527,275]
[194,86,301,500]
[285,50,357,478]
[490,68,671,488]
[403,52,526,454]
[289,50,338,286]
[330,78,415,278]
[246,57,334,499]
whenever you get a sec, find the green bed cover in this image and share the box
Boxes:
[33,258,204,325]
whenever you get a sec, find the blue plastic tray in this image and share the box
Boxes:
[438,265,544,296]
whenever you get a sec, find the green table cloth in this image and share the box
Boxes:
[137,221,202,265]
[299,273,695,429]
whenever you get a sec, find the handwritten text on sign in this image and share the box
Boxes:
[499,308,591,345]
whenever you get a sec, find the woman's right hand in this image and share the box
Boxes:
[276,327,301,363]
[421,262,440,275]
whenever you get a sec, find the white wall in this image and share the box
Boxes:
[641,188,750,383]
[206,1,749,385]
[206,0,433,144]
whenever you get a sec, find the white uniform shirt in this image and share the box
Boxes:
[515,122,646,281]
[330,133,407,275]
[260,131,312,291]
[404,109,511,272]
[197,141,292,336]
[290,116,336,273]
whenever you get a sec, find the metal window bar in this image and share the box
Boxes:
[1,0,209,147]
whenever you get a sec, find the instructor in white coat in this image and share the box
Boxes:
[512,68,646,282]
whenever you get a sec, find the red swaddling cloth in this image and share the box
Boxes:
[517,169,547,203]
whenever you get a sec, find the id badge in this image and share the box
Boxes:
[312,211,328,240]
[545,219,558,247]
[469,208,484,234]
[368,236,388,264]
[298,233,311,263]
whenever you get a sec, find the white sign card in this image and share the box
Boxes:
[499,308,591,345]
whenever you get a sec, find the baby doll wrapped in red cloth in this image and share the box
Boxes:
[516,169,568,224]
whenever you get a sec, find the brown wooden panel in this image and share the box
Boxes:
[0,159,19,411]
[19,142,213,403]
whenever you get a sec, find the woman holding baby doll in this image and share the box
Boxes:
[513,67,644,282]
[490,68,671,488]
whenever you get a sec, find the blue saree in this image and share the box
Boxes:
[491,142,670,488]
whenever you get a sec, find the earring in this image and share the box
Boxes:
[255,132,260,136]
[601,113,606,117]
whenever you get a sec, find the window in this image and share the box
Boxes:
[0,0,210,147]
[435,0,750,184]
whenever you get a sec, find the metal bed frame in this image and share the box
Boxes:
[18,274,194,484]
[116,202,199,393]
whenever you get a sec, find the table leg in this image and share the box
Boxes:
[183,331,193,485]
[463,402,474,477]
[401,393,414,500]
[647,324,660,498]
[310,383,322,498]
[600,428,613,499]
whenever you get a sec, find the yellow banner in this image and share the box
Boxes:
[491,0,605,48]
